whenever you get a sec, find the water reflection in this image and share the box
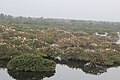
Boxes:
[54,60,108,75]
[8,70,55,80]
[0,60,120,80]
[82,63,107,75]
[0,60,9,68]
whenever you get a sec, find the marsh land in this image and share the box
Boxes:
[0,13,120,80]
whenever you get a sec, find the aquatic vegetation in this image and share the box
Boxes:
[7,54,56,71]
[0,15,120,67]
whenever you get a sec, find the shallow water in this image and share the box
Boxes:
[44,64,120,80]
[1,60,120,80]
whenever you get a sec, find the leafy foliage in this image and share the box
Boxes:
[7,54,56,71]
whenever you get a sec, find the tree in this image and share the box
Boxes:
[0,13,5,20]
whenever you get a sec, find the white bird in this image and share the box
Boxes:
[117,32,120,39]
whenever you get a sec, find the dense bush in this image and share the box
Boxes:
[7,54,56,71]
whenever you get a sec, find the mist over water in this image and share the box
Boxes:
[0,0,120,22]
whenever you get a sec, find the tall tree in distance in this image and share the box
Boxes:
[0,13,5,20]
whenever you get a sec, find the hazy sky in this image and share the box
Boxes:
[0,0,120,22]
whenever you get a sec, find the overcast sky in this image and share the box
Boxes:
[0,0,120,22]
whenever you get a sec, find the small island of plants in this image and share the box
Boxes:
[7,54,56,71]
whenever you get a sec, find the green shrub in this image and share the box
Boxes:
[7,54,56,71]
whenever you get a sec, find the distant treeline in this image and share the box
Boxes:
[0,13,120,33]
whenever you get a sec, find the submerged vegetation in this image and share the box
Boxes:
[0,13,120,72]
